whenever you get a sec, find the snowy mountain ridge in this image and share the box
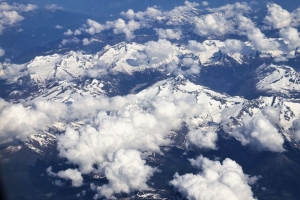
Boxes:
[2,39,296,85]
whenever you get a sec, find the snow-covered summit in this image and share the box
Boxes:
[255,64,300,97]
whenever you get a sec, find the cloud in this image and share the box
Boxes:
[167,1,199,17]
[109,19,140,41]
[201,1,208,6]
[154,28,182,40]
[0,61,28,79]
[121,1,198,23]
[279,27,300,49]
[186,40,206,52]
[223,107,285,152]
[82,38,91,45]
[0,2,37,12]
[91,149,156,199]
[121,7,162,20]
[170,155,258,200]
[0,2,37,34]
[274,56,288,62]
[264,3,291,29]
[143,39,175,60]
[236,14,256,33]
[0,47,4,56]
[73,29,81,35]
[207,2,251,18]
[178,57,201,75]
[47,167,83,187]
[55,25,63,29]
[247,28,280,51]
[0,101,51,144]
[82,18,140,40]
[0,98,67,145]
[221,39,246,55]
[60,37,80,46]
[63,29,73,35]
[83,19,106,35]
[193,14,233,36]
[51,77,215,198]
[45,4,63,11]
[186,130,217,149]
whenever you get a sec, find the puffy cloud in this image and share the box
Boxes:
[154,28,182,40]
[279,27,300,49]
[45,4,63,11]
[264,3,291,29]
[221,39,246,55]
[0,2,37,34]
[82,18,140,40]
[121,1,198,21]
[274,56,288,62]
[55,25,63,29]
[187,40,206,52]
[237,14,256,33]
[207,2,251,18]
[0,10,23,25]
[201,1,208,6]
[108,19,140,41]
[0,47,4,57]
[73,29,81,35]
[91,149,156,199]
[193,14,233,36]
[178,58,201,75]
[0,2,37,12]
[82,38,91,45]
[56,108,172,174]
[60,37,80,46]
[52,78,214,197]
[186,130,218,149]
[0,61,30,80]
[0,101,51,144]
[170,156,257,200]
[0,98,67,145]
[226,107,285,152]
[144,39,175,60]
[84,19,106,35]
[121,7,162,20]
[247,28,280,51]
[47,167,83,187]
[167,1,199,17]
[63,29,73,35]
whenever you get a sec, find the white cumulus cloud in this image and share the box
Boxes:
[154,28,182,40]
[193,14,234,36]
[264,3,292,29]
[47,167,83,187]
[91,149,156,199]
[224,106,285,152]
[247,28,280,51]
[63,29,73,35]
[279,27,300,49]
[186,130,218,149]
[0,2,37,34]
[187,40,206,52]
[170,155,258,200]
[221,39,246,55]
